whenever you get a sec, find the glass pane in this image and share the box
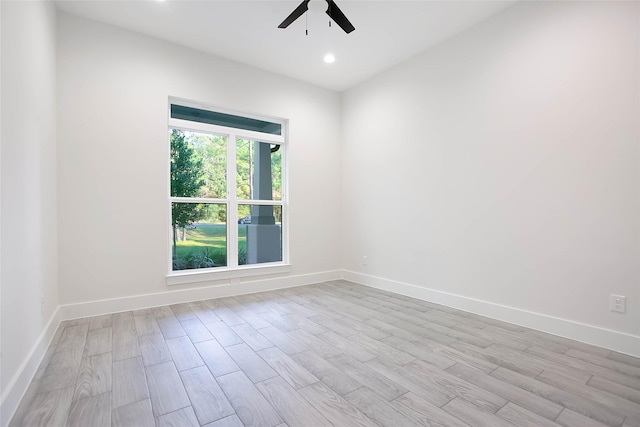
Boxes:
[236,139,282,201]
[171,104,281,135]
[171,203,227,270]
[170,129,226,199]
[238,205,282,265]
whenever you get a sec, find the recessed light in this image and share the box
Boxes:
[324,53,336,64]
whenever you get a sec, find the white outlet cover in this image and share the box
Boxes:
[610,294,626,313]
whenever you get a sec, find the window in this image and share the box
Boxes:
[168,100,287,278]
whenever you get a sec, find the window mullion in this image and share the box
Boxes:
[227,134,238,268]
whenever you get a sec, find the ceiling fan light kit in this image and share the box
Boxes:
[278,0,355,34]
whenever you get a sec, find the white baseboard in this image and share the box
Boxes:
[342,270,640,358]
[60,270,342,321]
[1,306,62,427]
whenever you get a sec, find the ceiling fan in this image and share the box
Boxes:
[278,0,356,34]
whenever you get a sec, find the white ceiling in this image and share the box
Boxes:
[55,0,517,91]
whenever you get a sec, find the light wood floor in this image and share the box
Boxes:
[9,281,640,427]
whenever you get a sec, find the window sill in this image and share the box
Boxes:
[166,263,291,286]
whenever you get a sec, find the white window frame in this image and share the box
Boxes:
[166,98,289,285]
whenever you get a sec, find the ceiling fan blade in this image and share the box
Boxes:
[326,0,355,34]
[278,0,311,29]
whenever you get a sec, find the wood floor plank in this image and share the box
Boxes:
[232,323,275,351]
[165,335,205,371]
[434,344,500,374]
[491,367,626,426]
[527,345,640,390]
[365,358,451,407]
[566,348,640,377]
[49,323,66,349]
[608,352,640,368]
[380,335,455,370]
[318,331,375,362]
[38,348,83,393]
[89,314,113,331]
[291,350,362,395]
[402,358,508,412]
[256,376,333,427]
[451,341,544,378]
[446,362,563,420]
[421,309,482,329]
[99,329,135,358]
[145,361,191,416]
[209,305,245,326]
[156,406,200,427]
[390,392,470,427]
[56,324,89,352]
[555,408,610,427]
[139,333,172,366]
[308,314,359,337]
[203,414,245,427]
[282,313,330,335]
[206,321,244,347]
[134,314,161,336]
[153,306,176,318]
[67,392,111,427]
[195,339,240,377]
[588,376,640,404]
[188,301,222,324]
[453,323,529,350]
[217,371,283,427]
[536,369,640,425]
[484,325,570,354]
[343,386,417,427]
[423,321,493,348]
[34,347,56,381]
[442,397,514,427]
[180,317,215,343]
[327,353,408,401]
[72,352,112,401]
[496,401,557,427]
[330,314,389,339]
[526,330,612,358]
[8,380,41,427]
[286,329,342,359]
[261,310,298,333]
[113,329,141,361]
[298,381,377,427]
[365,318,422,343]
[225,343,278,383]
[84,327,112,356]
[257,347,318,389]
[180,365,235,425]
[258,326,308,355]
[348,333,416,365]
[112,399,155,427]
[235,309,273,329]
[170,303,198,321]
[486,344,593,383]
[390,319,457,346]
[112,356,149,408]
[156,314,187,339]
[21,386,74,427]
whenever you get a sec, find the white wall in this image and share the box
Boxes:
[0,0,59,422]
[342,1,639,347]
[57,13,342,305]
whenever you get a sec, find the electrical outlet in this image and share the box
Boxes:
[362,255,368,266]
[610,294,626,313]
